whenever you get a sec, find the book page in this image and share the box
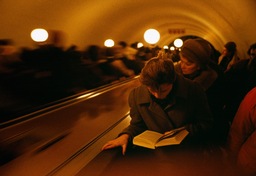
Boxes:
[133,130,163,149]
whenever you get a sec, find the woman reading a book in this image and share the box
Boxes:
[102,52,213,155]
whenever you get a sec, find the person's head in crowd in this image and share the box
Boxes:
[118,41,128,48]
[223,41,237,57]
[179,38,212,75]
[139,52,176,99]
[247,43,256,60]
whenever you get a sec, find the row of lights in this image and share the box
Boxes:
[30,28,183,49]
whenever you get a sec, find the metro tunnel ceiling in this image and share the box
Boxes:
[1,0,256,58]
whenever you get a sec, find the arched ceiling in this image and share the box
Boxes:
[1,0,256,58]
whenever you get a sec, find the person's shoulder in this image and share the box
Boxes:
[198,67,218,81]
[131,84,147,93]
[243,87,256,104]
[176,74,196,86]
[176,74,204,95]
[129,85,150,104]
[236,87,256,119]
[231,59,250,70]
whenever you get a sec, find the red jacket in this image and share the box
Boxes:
[227,87,256,176]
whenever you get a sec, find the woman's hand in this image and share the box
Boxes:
[101,134,130,155]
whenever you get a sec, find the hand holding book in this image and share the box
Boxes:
[157,126,186,142]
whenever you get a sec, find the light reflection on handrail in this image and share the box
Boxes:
[76,93,100,100]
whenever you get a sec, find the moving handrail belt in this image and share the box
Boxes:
[0,77,140,176]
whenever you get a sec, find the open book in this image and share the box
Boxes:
[133,127,189,149]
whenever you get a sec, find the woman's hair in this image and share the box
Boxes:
[247,43,256,55]
[139,51,176,90]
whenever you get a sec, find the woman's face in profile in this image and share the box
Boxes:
[180,56,200,75]
[147,83,173,100]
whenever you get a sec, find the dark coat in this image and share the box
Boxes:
[121,75,213,142]
[223,58,256,122]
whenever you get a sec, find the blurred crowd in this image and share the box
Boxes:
[0,38,173,121]
[1,37,255,126]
